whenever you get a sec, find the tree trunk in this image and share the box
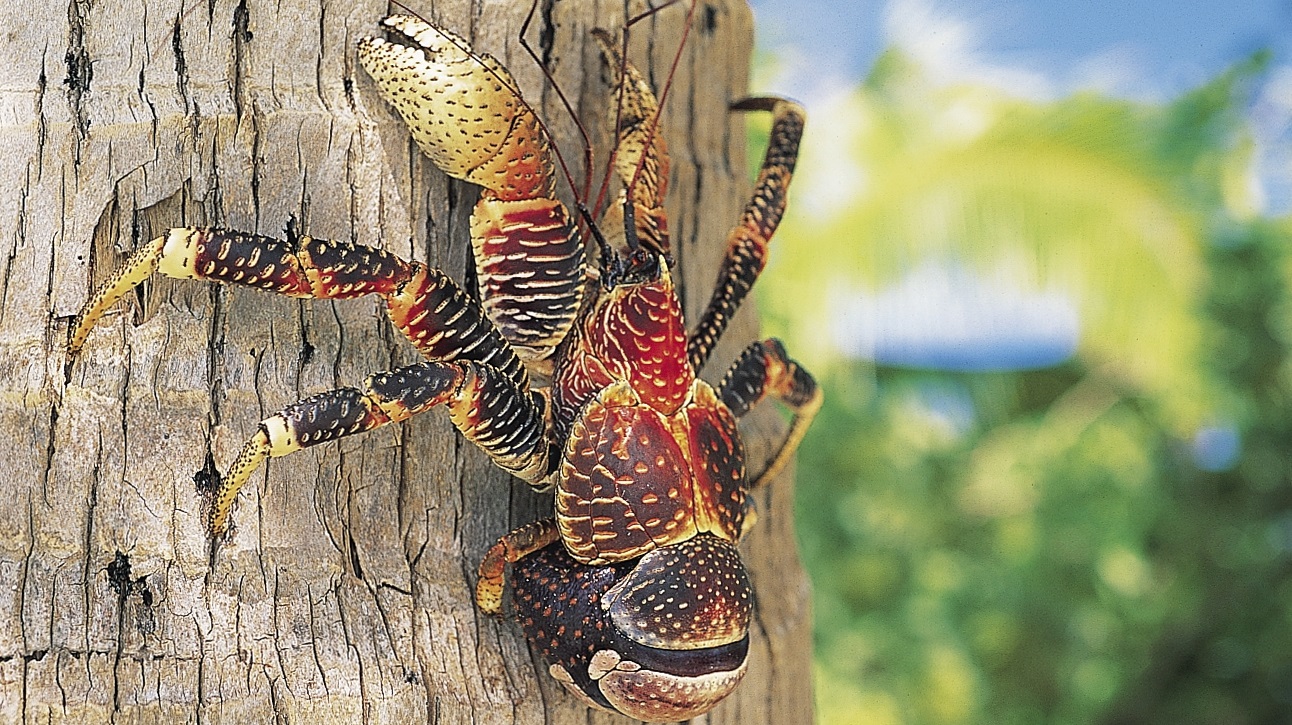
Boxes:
[0,0,813,721]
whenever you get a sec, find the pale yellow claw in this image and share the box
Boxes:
[206,412,315,536]
[207,428,272,537]
[357,16,553,200]
[750,383,822,489]
[68,235,166,356]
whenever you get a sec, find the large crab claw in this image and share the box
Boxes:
[357,16,585,369]
[511,535,751,722]
[356,15,554,200]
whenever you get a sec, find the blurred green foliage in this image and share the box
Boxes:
[757,48,1292,724]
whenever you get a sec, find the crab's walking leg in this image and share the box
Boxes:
[592,29,670,256]
[68,227,529,384]
[68,236,163,356]
[688,98,805,372]
[212,360,550,536]
[68,225,547,535]
[475,518,561,614]
[68,227,411,357]
[358,16,585,370]
[718,338,821,488]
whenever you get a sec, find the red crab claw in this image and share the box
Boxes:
[357,16,587,369]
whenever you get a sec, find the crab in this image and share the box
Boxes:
[65,9,819,721]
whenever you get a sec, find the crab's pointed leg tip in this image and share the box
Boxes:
[729,97,780,113]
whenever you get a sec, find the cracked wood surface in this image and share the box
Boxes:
[0,0,813,722]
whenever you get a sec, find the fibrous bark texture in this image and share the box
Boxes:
[0,0,812,722]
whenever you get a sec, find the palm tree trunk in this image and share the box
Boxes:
[0,0,812,721]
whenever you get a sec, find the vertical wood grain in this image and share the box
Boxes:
[0,0,812,721]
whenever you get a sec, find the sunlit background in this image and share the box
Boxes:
[744,0,1292,722]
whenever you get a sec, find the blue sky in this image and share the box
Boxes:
[750,0,1291,213]
[748,0,1292,371]
[750,0,1291,100]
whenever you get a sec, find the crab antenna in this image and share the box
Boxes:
[518,0,596,203]
[590,0,643,221]
[625,0,696,197]
[590,0,691,222]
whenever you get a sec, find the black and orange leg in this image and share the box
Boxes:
[68,225,530,387]
[475,518,561,614]
[68,226,414,356]
[688,98,805,372]
[718,338,821,489]
[210,359,551,536]
[68,225,547,535]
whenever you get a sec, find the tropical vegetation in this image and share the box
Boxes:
[759,46,1292,724]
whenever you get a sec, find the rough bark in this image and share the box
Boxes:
[0,0,813,722]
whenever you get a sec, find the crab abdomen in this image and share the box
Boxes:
[556,381,745,565]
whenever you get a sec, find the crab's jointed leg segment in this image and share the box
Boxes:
[385,266,529,388]
[358,16,586,369]
[68,227,413,357]
[68,235,165,356]
[475,517,562,614]
[209,359,551,536]
[67,223,552,536]
[688,98,805,372]
[592,29,670,256]
[69,227,530,386]
[210,363,461,536]
[718,338,821,489]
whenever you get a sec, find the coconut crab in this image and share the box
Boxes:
[65,7,819,721]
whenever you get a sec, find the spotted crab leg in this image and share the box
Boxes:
[475,518,561,614]
[717,338,821,488]
[67,225,552,536]
[591,29,671,256]
[358,16,586,374]
[688,98,805,372]
[213,359,550,537]
[69,227,527,384]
